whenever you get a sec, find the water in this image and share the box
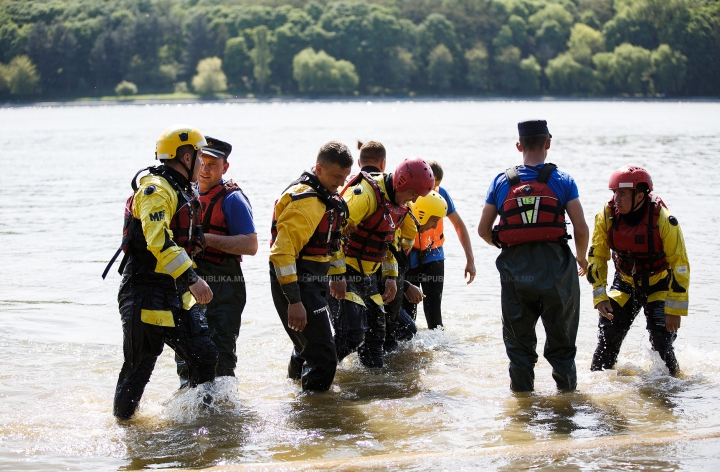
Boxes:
[1,100,719,470]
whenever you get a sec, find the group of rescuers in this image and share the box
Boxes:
[107,119,690,419]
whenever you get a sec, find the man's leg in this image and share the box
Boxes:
[166,302,218,389]
[539,249,581,391]
[421,260,445,329]
[114,282,164,419]
[331,268,368,362]
[645,300,680,375]
[591,300,640,372]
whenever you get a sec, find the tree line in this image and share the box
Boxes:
[0,0,718,100]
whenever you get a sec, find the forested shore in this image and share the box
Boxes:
[1,0,718,101]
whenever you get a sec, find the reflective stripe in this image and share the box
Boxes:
[140,309,175,327]
[618,182,633,188]
[329,258,346,269]
[593,286,607,298]
[275,263,297,277]
[381,261,398,272]
[665,299,689,310]
[157,153,170,159]
[164,250,190,275]
[345,291,365,307]
[675,265,688,274]
[196,138,208,148]
[181,291,196,310]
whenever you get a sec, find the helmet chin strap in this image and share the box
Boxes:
[631,190,647,212]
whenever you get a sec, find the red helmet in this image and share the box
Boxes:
[393,158,435,197]
[608,165,653,192]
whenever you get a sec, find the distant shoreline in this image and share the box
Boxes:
[2,95,719,109]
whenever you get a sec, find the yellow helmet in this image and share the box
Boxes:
[409,190,447,225]
[155,124,207,160]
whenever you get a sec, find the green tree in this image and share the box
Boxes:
[192,57,227,98]
[593,43,654,95]
[493,46,521,93]
[545,53,595,94]
[223,36,252,89]
[0,63,8,93]
[386,46,416,91]
[115,80,137,97]
[465,43,489,92]
[427,44,454,92]
[518,55,541,95]
[250,25,273,94]
[292,47,358,95]
[567,23,604,65]
[651,44,686,95]
[6,55,39,95]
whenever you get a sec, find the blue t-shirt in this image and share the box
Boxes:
[485,163,579,208]
[217,182,255,236]
[409,186,456,268]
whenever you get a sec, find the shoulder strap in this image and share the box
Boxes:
[504,166,521,186]
[536,163,557,183]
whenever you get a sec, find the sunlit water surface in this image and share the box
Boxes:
[1,100,719,471]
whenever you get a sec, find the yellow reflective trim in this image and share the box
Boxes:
[140,309,175,327]
[182,291,196,310]
[608,289,631,307]
[370,294,384,306]
[344,292,365,307]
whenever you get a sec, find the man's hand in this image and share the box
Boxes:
[577,257,588,276]
[404,283,425,304]
[288,302,307,332]
[596,300,614,320]
[465,260,476,284]
[382,278,397,303]
[330,278,347,300]
[189,278,213,305]
[343,223,358,237]
[666,314,681,333]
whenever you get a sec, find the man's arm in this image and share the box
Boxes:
[477,203,498,246]
[565,197,589,275]
[204,233,258,255]
[447,210,476,283]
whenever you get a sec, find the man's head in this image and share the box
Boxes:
[314,141,354,193]
[427,160,443,189]
[197,136,232,193]
[358,140,386,172]
[392,158,435,205]
[609,165,653,214]
[156,124,207,182]
[516,120,551,154]
[409,190,448,233]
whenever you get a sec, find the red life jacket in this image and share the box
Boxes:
[608,193,668,280]
[192,180,248,265]
[270,171,347,257]
[493,163,569,247]
[342,171,409,265]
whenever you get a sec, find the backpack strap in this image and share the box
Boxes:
[504,166,521,186]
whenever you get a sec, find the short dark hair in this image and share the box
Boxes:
[519,134,550,151]
[358,140,386,165]
[636,182,650,194]
[175,144,196,161]
[427,160,443,181]
[317,141,354,168]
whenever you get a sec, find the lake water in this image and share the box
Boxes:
[1,99,719,471]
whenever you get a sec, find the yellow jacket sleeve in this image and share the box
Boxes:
[133,176,192,279]
[658,207,690,316]
[586,204,613,307]
[269,190,326,285]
